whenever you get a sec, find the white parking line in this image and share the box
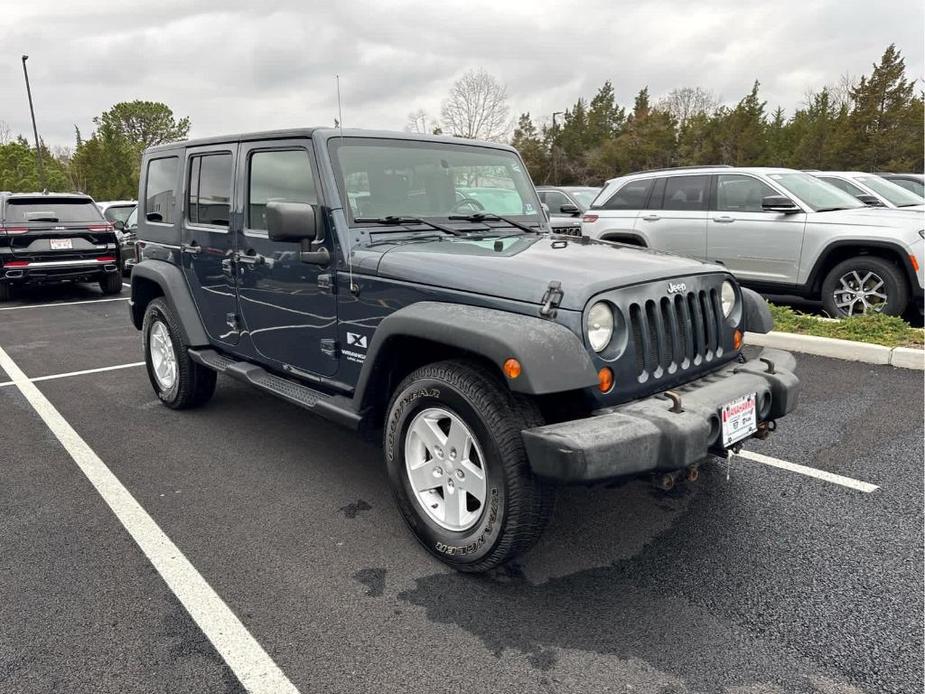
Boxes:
[0,344,300,694]
[738,449,879,493]
[0,361,145,389]
[0,297,130,311]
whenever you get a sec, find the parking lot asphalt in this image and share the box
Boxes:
[0,285,922,694]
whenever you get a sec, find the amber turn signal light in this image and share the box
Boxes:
[733,329,743,349]
[503,358,522,379]
[598,366,614,393]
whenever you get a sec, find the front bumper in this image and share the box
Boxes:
[522,348,800,482]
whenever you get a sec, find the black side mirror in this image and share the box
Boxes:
[112,219,125,231]
[761,195,801,214]
[560,203,580,215]
[856,194,884,207]
[266,201,318,242]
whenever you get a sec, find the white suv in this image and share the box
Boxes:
[582,166,924,317]
[810,171,925,210]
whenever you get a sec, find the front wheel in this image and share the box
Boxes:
[384,359,555,572]
[142,298,216,409]
[821,256,908,317]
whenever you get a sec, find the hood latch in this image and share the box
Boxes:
[539,280,563,318]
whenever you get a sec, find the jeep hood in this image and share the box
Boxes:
[371,236,721,310]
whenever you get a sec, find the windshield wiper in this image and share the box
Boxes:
[26,216,59,222]
[815,207,849,212]
[448,213,540,235]
[355,216,465,236]
[897,203,922,208]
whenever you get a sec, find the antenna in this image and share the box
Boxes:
[336,74,358,294]
[336,74,345,140]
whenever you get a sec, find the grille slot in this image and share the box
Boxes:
[627,287,725,383]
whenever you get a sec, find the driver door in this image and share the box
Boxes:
[233,140,339,377]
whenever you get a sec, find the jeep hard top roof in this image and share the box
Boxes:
[146,127,519,156]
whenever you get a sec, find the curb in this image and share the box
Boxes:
[744,331,924,370]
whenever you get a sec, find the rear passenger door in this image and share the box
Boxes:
[234,140,338,377]
[707,173,806,284]
[181,145,239,345]
[636,175,709,259]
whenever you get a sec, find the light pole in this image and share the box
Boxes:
[21,55,46,191]
[550,111,564,184]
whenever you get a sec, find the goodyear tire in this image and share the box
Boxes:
[142,298,216,409]
[384,359,555,572]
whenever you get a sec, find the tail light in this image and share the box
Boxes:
[88,224,114,232]
[0,226,29,235]
[3,260,29,267]
[96,256,116,262]
[581,214,599,223]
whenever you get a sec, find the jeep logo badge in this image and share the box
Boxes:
[667,282,687,294]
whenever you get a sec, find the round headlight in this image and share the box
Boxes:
[721,280,737,318]
[587,302,614,352]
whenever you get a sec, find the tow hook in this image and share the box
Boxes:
[754,420,777,440]
[654,471,680,491]
[686,464,700,482]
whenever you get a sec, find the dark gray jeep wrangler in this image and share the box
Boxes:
[129,128,799,572]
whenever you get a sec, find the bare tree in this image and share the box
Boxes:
[440,68,511,141]
[406,109,440,135]
[0,120,11,145]
[658,87,720,127]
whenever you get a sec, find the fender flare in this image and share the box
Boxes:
[355,301,599,404]
[129,260,209,346]
[741,287,773,334]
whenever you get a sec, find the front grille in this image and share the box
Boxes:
[627,288,724,383]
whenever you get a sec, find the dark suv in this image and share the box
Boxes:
[129,128,799,572]
[0,192,123,301]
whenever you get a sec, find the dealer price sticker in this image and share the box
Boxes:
[721,393,757,448]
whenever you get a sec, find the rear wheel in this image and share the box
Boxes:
[0,283,10,302]
[821,256,908,317]
[99,272,123,295]
[142,298,216,409]
[384,359,555,572]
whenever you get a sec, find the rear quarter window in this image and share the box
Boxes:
[144,156,179,224]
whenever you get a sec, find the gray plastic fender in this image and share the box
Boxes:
[355,301,600,400]
[129,260,209,346]
[742,287,773,334]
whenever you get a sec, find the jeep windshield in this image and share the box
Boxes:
[329,138,544,233]
[855,175,925,207]
[767,172,865,212]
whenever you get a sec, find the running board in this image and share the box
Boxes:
[188,348,362,429]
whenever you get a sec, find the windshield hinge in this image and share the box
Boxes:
[539,281,564,319]
[318,273,335,293]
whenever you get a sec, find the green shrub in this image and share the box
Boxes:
[768,304,924,348]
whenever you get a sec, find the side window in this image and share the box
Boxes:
[818,176,865,198]
[248,149,317,231]
[188,153,233,227]
[663,176,709,211]
[715,174,778,212]
[543,191,572,215]
[601,179,653,210]
[144,157,178,224]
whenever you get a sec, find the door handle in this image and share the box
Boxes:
[237,251,265,266]
[712,216,735,223]
[181,241,202,255]
[641,214,660,222]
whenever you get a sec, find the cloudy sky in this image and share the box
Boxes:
[1,0,922,148]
